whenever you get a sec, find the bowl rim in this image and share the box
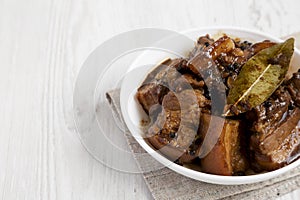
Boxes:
[120,26,300,185]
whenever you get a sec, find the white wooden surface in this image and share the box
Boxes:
[1,0,300,199]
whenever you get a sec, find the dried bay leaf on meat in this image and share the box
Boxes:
[225,38,295,116]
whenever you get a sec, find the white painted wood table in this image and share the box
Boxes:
[1,0,300,199]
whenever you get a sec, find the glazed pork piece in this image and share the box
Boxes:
[136,57,211,163]
[136,50,215,163]
[136,83,168,114]
[146,89,210,163]
[200,114,248,176]
[248,70,300,171]
[286,69,300,106]
[136,58,205,114]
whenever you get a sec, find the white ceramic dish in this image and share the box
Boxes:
[120,27,300,185]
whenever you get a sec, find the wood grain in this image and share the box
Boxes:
[0,0,300,199]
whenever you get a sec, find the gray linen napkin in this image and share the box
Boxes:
[106,89,300,200]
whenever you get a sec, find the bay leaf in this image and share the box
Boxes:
[225,38,295,116]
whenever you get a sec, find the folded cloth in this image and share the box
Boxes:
[106,89,300,200]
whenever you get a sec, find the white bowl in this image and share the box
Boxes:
[120,27,300,185]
